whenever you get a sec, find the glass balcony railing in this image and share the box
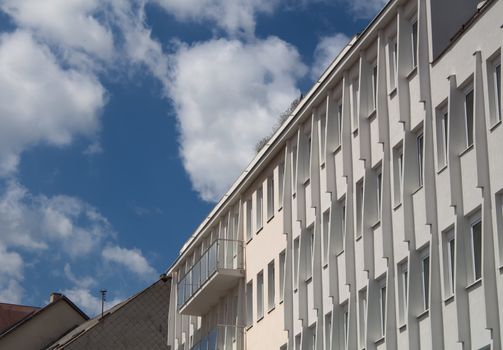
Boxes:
[177,239,244,311]
[190,325,244,350]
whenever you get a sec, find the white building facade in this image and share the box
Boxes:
[166,0,503,349]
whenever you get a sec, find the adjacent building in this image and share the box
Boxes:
[166,0,503,349]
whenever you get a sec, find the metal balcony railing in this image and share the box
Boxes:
[190,325,244,350]
[177,238,244,310]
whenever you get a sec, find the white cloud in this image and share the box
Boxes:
[63,287,123,317]
[154,0,278,36]
[0,181,112,256]
[0,0,114,63]
[0,245,24,304]
[341,0,387,19]
[169,37,306,201]
[312,33,350,79]
[102,245,157,279]
[0,30,106,175]
[64,263,97,289]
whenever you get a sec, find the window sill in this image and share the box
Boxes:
[444,294,454,305]
[399,323,407,332]
[407,66,418,80]
[353,128,359,137]
[334,144,342,153]
[246,236,253,245]
[412,185,423,196]
[268,306,275,314]
[393,202,402,211]
[417,308,429,320]
[323,263,329,270]
[375,336,385,345]
[256,227,263,235]
[371,220,381,230]
[321,162,326,169]
[279,299,284,305]
[388,87,397,98]
[257,316,264,323]
[246,324,253,331]
[356,234,363,242]
[303,178,311,186]
[292,192,296,199]
[278,206,283,212]
[305,276,313,284]
[368,109,377,119]
[466,278,482,291]
[499,265,503,273]
[336,249,345,257]
[459,144,474,157]
[490,119,502,132]
[437,164,448,175]
[267,215,274,224]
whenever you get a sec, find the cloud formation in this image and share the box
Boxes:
[102,245,157,279]
[63,287,123,317]
[168,37,306,201]
[312,33,350,79]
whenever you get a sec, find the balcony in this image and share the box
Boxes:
[191,325,244,350]
[177,239,245,316]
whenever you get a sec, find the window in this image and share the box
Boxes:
[496,62,502,122]
[411,20,418,68]
[268,260,275,311]
[417,132,424,187]
[376,166,382,220]
[436,105,449,168]
[393,143,403,205]
[295,333,301,350]
[279,250,286,301]
[256,187,263,232]
[421,250,430,310]
[320,112,327,162]
[464,88,474,148]
[490,56,502,124]
[292,144,298,191]
[306,226,314,280]
[340,200,346,251]
[351,78,359,129]
[306,135,312,178]
[336,100,343,147]
[388,37,398,90]
[325,312,332,350]
[246,280,253,327]
[267,176,274,220]
[371,63,378,111]
[443,229,455,297]
[398,260,408,324]
[322,210,330,265]
[257,271,264,320]
[246,199,253,241]
[497,193,503,265]
[356,179,364,237]
[278,162,285,208]
[470,218,482,282]
[280,344,287,350]
[379,279,386,337]
[309,324,317,349]
[358,289,367,345]
[294,237,300,289]
[343,304,349,348]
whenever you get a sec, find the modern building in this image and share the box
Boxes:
[166,0,503,349]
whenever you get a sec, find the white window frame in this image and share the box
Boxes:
[257,270,264,320]
[336,99,343,147]
[322,209,330,265]
[356,179,364,238]
[278,162,285,208]
[393,143,403,206]
[325,312,332,350]
[416,131,424,187]
[358,288,367,346]
[342,302,349,348]
[379,277,387,337]
[376,165,382,221]
[398,260,408,324]
[420,247,430,311]
[246,280,253,327]
[293,237,300,290]
[267,260,275,311]
[442,228,455,297]
[489,54,502,125]
[411,18,418,69]
[246,199,253,241]
[305,226,315,281]
[469,215,482,283]
[387,36,398,91]
[436,103,449,169]
[351,78,359,130]
[279,250,286,301]
[256,186,263,232]
[371,62,378,112]
[267,175,274,220]
[320,110,327,163]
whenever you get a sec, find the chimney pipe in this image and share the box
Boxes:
[50,293,62,303]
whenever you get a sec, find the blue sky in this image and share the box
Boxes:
[0,0,383,316]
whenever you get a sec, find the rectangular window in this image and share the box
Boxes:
[411,20,418,68]
[376,166,382,220]
[278,162,285,208]
[320,112,327,162]
[422,253,430,310]
[268,260,275,311]
[372,64,378,111]
[388,37,397,90]
[465,89,474,148]
[267,176,274,220]
[471,219,482,282]
[306,226,314,280]
[294,237,300,289]
[246,199,253,241]
[279,250,286,301]
[380,280,386,337]
[246,280,253,327]
[337,100,343,147]
[322,210,330,265]
[325,312,332,350]
[436,105,449,168]
[343,303,349,348]
[393,144,403,205]
[256,187,263,232]
[443,229,455,297]
[352,78,359,129]
[496,62,502,122]
[257,271,264,320]
[417,132,424,187]
[358,289,367,346]
[356,179,364,238]
[398,260,408,324]
[295,334,301,350]
[292,144,298,191]
[309,324,316,349]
